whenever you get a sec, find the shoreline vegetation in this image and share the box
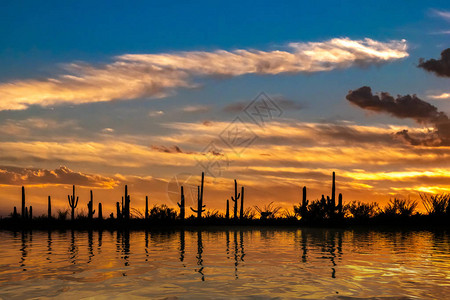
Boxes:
[1,171,449,230]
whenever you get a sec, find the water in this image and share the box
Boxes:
[0,228,449,299]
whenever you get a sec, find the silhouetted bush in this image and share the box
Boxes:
[254,202,281,219]
[149,204,177,220]
[346,201,379,219]
[242,207,256,220]
[420,193,450,216]
[57,209,69,221]
[382,198,418,217]
[204,209,222,220]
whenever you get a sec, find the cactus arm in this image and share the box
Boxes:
[190,207,199,213]
[75,196,79,208]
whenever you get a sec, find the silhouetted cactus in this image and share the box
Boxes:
[329,172,336,217]
[177,186,185,220]
[123,185,131,220]
[145,196,149,220]
[29,206,32,220]
[301,186,308,217]
[331,171,336,208]
[191,186,206,219]
[226,199,230,220]
[98,202,103,220]
[240,186,245,220]
[87,190,96,219]
[337,193,343,216]
[13,206,18,218]
[25,207,28,219]
[67,185,79,221]
[190,172,205,219]
[21,186,25,220]
[48,196,52,219]
[116,202,122,219]
[231,179,240,219]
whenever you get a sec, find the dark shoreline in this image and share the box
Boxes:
[1,215,449,232]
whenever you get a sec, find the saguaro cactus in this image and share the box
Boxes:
[29,206,33,220]
[48,196,52,219]
[240,186,245,220]
[124,185,131,220]
[116,202,122,219]
[191,186,205,219]
[337,193,343,216]
[331,171,336,208]
[226,199,230,220]
[145,196,149,220]
[300,186,308,217]
[231,179,240,220]
[177,186,185,220]
[21,186,25,219]
[87,190,96,219]
[67,185,79,221]
[98,202,103,220]
[190,172,205,219]
[13,206,18,218]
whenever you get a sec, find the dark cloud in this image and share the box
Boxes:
[151,145,184,154]
[223,96,303,114]
[0,166,118,187]
[346,86,442,122]
[273,97,304,111]
[346,86,450,146]
[418,48,450,77]
[223,102,246,113]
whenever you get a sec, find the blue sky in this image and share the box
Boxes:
[0,1,449,216]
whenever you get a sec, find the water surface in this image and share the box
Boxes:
[0,228,449,299]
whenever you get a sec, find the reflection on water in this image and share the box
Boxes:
[0,228,449,299]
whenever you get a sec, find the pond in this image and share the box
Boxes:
[0,228,449,299]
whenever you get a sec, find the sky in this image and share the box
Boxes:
[0,0,449,217]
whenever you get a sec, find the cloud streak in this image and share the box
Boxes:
[0,38,408,111]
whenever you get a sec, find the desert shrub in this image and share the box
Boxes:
[254,202,281,219]
[149,204,177,220]
[282,209,298,220]
[130,208,144,219]
[305,199,328,220]
[204,209,222,219]
[346,201,379,219]
[382,198,418,217]
[57,209,69,221]
[242,207,256,220]
[419,193,450,216]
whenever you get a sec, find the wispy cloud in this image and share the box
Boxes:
[148,110,165,117]
[0,38,408,111]
[432,9,450,21]
[181,105,211,113]
[428,92,450,100]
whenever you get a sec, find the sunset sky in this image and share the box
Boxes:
[0,1,449,217]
